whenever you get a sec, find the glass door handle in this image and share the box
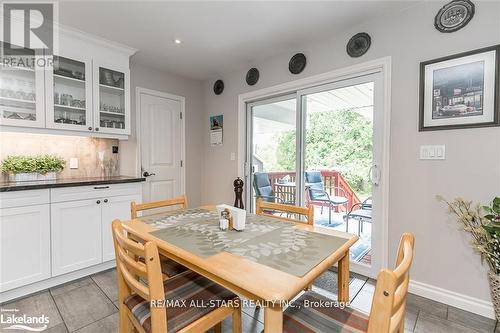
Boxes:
[369,164,381,186]
[143,171,156,177]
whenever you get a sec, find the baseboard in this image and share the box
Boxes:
[0,261,116,304]
[409,279,495,319]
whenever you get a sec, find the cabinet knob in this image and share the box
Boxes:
[88,126,92,131]
[95,127,99,132]
[96,200,101,204]
[104,199,108,203]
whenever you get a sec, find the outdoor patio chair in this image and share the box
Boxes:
[345,197,372,235]
[253,172,284,203]
[305,170,348,224]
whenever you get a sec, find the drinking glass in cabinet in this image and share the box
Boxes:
[0,43,38,122]
[99,67,125,130]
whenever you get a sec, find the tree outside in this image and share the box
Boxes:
[275,109,373,197]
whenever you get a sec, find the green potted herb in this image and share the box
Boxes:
[439,196,500,325]
[1,155,65,182]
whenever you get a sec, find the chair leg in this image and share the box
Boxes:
[119,305,133,333]
[357,219,361,236]
[232,303,242,333]
[345,217,349,233]
[214,322,222,333]
[328,205,332,224]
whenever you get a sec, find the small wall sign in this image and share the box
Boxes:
[210,114,223,146]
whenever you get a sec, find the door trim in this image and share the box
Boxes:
[238,57,391,275]
[135,87,186,197]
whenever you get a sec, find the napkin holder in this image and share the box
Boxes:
[216,204,246,231]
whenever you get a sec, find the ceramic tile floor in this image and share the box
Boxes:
[0,268,496,333]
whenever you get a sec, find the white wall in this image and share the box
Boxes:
[120,61,204,207]
[200,1,500,316]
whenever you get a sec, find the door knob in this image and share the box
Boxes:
[143,171,156,177]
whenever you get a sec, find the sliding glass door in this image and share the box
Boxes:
[245,71,385,277]
[246,95,298,212]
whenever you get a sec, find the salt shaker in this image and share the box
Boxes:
[219,210,229,231]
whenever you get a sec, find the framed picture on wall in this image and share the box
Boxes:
[419,45,500,131]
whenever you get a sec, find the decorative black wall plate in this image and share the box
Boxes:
[346,33,371,58]
[213,80,224,95]
[289,53,306,74]
[435,0,475,33]
[246,68,259,86]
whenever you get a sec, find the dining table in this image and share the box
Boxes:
[122,206,359,332]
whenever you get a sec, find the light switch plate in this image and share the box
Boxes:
[230,152,236,161]
[69,158,79,169]
[420,145,445,160]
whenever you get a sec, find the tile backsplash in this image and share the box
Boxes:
[0,132,119,181]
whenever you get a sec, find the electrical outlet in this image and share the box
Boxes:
[69,158,79,169]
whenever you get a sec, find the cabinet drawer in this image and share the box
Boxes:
[0,189,50,209]
[51,183,141,203]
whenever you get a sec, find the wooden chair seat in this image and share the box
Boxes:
[124,270,237,333]
[283,291,369,333]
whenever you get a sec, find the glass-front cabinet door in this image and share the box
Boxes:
[93,62,130,135]
[0,42,45,128]
[46,53,93,131]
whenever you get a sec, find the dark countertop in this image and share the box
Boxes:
[0,176,145,192]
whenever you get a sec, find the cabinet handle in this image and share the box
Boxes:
[88,126,93,131]
[104,199,108,203]
[96,200,101,204]
[93,186,109,189]
[95,127,99,132]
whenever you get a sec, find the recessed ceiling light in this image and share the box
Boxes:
[174,39,182,45]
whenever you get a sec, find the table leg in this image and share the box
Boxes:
[338,252,350,303]
[264,303,283,332]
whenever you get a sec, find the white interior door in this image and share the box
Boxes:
[139,91,184,202]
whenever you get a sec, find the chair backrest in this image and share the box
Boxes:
[253,172,274,201]
[255,198,314,225]
[305,171,325,200]
[112,220,167,331]
[367,233,415,333]
[131,195,188,219]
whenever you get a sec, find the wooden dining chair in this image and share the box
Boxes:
[282,233,415,333]
[255,198,314,225]
[130,195,189,278]
[112,220,242,333]
[131,194,188,219]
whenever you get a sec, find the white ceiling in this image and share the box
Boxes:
[59,1,416,80]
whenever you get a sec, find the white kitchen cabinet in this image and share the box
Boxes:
[0,29,135,139]
[0,204,50,291]
[101,194,141,261]
[93,61,131,135]
[0,42,46,129]
[51,199,103,276]
[45,51,93,132]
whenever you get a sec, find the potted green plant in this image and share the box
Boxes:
[1,155,65,182]
[439,196,500,326]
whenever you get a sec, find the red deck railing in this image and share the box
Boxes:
[266,169,361,211]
